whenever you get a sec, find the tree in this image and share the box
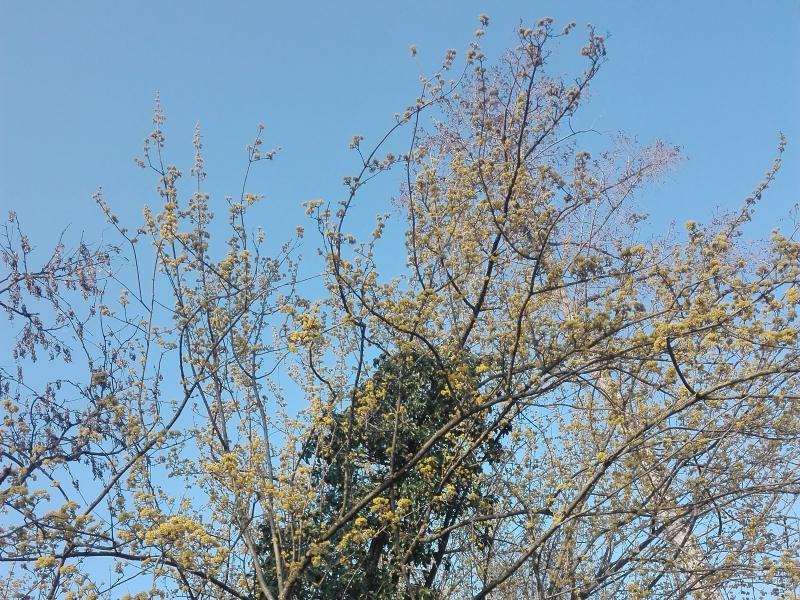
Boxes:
[257,350,505,598]
[2,16,799,600]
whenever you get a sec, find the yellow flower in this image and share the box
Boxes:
[34,555,57,569]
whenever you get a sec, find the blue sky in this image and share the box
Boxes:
[1,1,798,256]
[0,5,797,594]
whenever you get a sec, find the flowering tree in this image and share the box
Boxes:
[2,17,799,600]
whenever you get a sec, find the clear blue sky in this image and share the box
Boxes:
[1,1,798,252]
[0,6,797,593]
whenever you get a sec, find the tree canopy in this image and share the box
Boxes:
[2,17,799,600]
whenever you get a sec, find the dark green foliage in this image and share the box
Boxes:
[256,351,505,598]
